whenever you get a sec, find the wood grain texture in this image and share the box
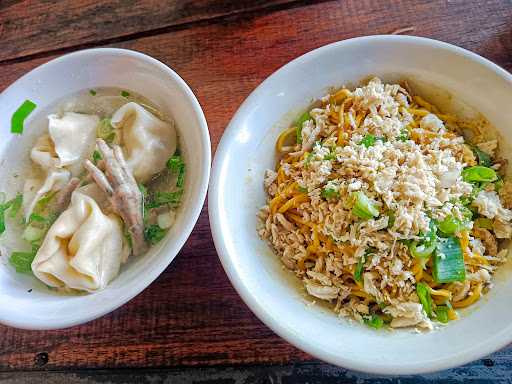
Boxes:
[1,358,512,383]
[0,0,512,373]
[0,0,301,63]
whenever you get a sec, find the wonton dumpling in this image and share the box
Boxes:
[31,191,124,292]
[47,112,99,169]
[24,112,99,219]
[23,169,70,220]
[111,102,176,182]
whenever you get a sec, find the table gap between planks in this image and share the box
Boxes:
[1,0,512,379]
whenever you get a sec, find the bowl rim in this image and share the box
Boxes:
[209,34,512,375]
[0,47,211,330]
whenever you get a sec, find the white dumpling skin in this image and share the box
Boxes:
[30,134,59,170]
[23,169,70,220]
[48,112,99,170]
[31,191,124,292]
[111,102,176,182]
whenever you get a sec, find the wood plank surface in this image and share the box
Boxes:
[0,0,300,63]
[0,0,512,374]
[1,358,512,384]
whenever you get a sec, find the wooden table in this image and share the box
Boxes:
[1,1,511,382]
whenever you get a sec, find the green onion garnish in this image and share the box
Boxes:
[397,129,409,141]
[437,214,470,235]
[28,213,47,223]
[364,314,384,329]
[295,111,310,144]
[97,118,116,143]
[144,224,167,245]
[462,166,497,183]
[92,150,103,165]
[166,154,186,188]
[435,306,449,323]
[11,100,37,134]
[22,224,45,242]
[33,190,57,214]
[148,190,183,209]
[89,89,97,96]
[433,237,466,283]
[0,193,23,234]
[416,282,433,317]
[9,251,36,273]
[409,241,436,260]
[354,254,366,283]
[351,191,379,220]
[472,147,492,167]
[321,187,338,199]
[121,90,130,97]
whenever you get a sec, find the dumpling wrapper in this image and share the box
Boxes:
[31,191,125,292]
[30,134,60,170]
[111,102,176,183]
[47,112,99,171]
[24,112,99,220]
[23,169,70,220]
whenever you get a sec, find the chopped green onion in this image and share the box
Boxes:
[166,154,186,188]
[92,150,102,165]
[33,190,57,214]
[144,224,167,245]
[351,191,379,220]
[409,241,436,260]
[89,89,97,96]
[433,237,466,283]
[364,314,384,329]
[435,306,449,324]
[462,166,497,183]
[149,190,183,209]
[8,193,22,218]
[11,100,37,134]
[22,225,45,242]
[472,147,492,167]
[416,282,433,317]
[29,213,47,223]
[354,255,366,283]
[303,152,314,167]
[295,111,310,144]
[321,187,339,199]
[97,118,115,143]
[121,90,130,97]
[0,194,23,234]
[474,217,493,229]
[437,215,470,235]
[354,248,375,282]
[323,148,336,161]
[359,134,386,148]
[360,134,377,148]
[397,129,409,141]
[9,251,36,273]
[386,211,396,228]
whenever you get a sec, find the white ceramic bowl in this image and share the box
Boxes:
[0,48,211,330]
[209,35,512,374]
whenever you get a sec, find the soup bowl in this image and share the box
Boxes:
[0,48,211,330]
[209,35,512,374]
